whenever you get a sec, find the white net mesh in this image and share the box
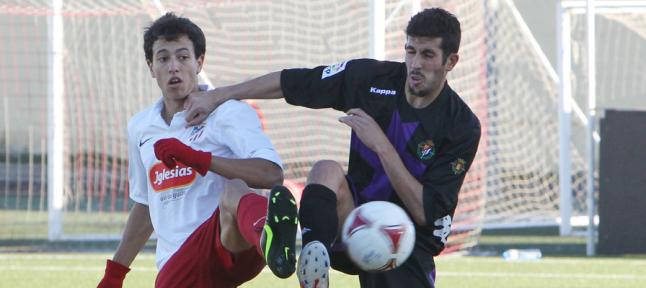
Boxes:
[477,1,588,225]
[2,0,645,253]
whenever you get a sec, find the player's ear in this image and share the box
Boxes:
[147,59,155,78]
[445,53,459,72]
[196,54,205,74]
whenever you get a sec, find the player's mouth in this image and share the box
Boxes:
[168,77,183,87]
[409,73,424,86]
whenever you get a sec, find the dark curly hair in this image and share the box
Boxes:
[406,8,461,63]
[143,12,206,63]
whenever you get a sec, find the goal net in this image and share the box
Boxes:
[1,0,644,253]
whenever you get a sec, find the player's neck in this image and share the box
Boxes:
[404,82,444,109]
[161,99,184,125]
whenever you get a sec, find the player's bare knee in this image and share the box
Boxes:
[225,178,248,193]
[220,179,250,216]
[308,160,345,188]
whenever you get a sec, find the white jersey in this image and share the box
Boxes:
[127,98,282,269]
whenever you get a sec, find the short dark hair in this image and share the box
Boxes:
[143,12,206,63]
[405,8,461,62]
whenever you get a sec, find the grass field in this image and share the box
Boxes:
[2,253,646,288]
[2,210,646,287]
[0,210,128,239]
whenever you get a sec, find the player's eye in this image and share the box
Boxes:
[157,56,168,63]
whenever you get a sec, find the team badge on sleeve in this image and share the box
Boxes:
[416,140,435,160]
[321,61,347,79]
[450,158,466,175]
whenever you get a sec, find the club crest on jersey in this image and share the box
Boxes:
[416,140,435,160]
[451,158,466,175]
[149,162,196,192]
[321,61,347,79]
[188,124,206,142]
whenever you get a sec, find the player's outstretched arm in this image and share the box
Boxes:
[98,203,153,288]
[185,71,284,126]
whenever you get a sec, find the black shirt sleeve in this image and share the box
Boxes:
[421,120,481,250]
[280,59,378,112]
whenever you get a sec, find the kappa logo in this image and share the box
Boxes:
[416,140,435,160]
[148,162,196,192]
[321,61,347,79]
[369,87,397,96]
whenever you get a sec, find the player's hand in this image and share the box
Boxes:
[97,259,130,288]
[153,138,212,176]
[184,88,230,127]
[339,108,393,155]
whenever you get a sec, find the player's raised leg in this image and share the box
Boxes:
[297,160,356,288]
[219,178,298,279]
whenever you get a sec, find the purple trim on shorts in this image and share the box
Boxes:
[429,268,436,288]
[330,241,347,252]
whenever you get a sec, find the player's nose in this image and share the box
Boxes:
[409,53,423,69]
[167,58,180,72]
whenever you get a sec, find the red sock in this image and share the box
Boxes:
[236,193,268,256]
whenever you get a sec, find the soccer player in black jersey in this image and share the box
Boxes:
[184,8,480,288]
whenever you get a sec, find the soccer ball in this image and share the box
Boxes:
[341,201,415,272]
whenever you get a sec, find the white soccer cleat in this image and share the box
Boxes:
[297,240,330,288]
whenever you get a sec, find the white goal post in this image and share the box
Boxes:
[558,0,646,255]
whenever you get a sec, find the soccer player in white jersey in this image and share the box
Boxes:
[97,13,298,288]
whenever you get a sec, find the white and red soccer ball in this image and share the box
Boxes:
[341,201,416,272]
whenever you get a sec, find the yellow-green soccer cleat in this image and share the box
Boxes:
[260,185,298,278]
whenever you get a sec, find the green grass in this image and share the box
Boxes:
[0,253,358,287]
[0,210,128,239]
[436,256,646,288]
[3,210,646,287]
[2,253,646,288]
[477,235,585,245]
